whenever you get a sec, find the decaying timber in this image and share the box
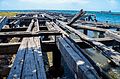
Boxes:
[0,10,120,79]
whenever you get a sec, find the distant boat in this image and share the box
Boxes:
[101,10,111,13]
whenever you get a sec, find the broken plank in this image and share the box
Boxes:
[7,38,28,79]
[67,9,86,26]
[8,19,35,79]
[57,37,100,79]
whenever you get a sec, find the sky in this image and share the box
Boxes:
[0,0,120,11]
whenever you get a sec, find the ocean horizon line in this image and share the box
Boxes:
[0,9,120,13]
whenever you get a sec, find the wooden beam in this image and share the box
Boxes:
[57,37,100,79]
[21,37,46,79]
[0,30,61,37]
[8,19,46,79]
[106,30,120,42]
[74,37,113,42]
[9,17,48,20]
[0,27,27,32]
[50,22,69,36]
[44,13,55,21]
[9,20,20,28]
[21,20,46,79]
[49,22,114,48]
[49,21,114,48]
[8,19,35,79]
[67,9,86,26]
[8,38,28,79]
[72,24,106,32]
[0,16,8,30]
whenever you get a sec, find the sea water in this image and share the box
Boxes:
[0,10,120,24]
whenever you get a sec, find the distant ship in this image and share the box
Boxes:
[101,10,111,13]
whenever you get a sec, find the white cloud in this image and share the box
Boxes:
[19,0,90,4]
[107,0,118,7]
[0,0,9,6]
[109,0,117,4]
[19,0,35,2]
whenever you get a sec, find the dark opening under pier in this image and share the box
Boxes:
[0,10,120,79]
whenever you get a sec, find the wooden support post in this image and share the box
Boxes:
[49,44,63,78]
[53,46,61,67]
[84,29,87,35]
[99,32,104,38]
[117,28,120,31]
[45,22,63,77]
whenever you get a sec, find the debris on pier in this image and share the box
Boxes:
[0,10,120,79]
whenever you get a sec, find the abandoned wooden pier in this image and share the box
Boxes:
[0,10,120,79]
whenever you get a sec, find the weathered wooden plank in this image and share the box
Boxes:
[0,30,61,37]
[9,20,16,28]
[49,22,114,49]
[0,42,21,55]
[45,22,56,41]
[26,19,34,32]
[8,18,46,79]
[0,16,8,30]
[9,20,20,28]
[67,9,86,26]
[22,19,46,79]
[0,27,27,32]
[8,19,35,79]
[72,24,106,32]
[21,38,37,79]
[49,22,69,36]
[76,20,110,28]
[9,17,49,21]
[57,37,100,79]
[58,15,68,22]
[24,20,46,79]
[44,13,55,21]
[7,38,28,79]
[31,37,47,79]
[51,22,114,42]
[75,37,113,42]
[106,30,120,42]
